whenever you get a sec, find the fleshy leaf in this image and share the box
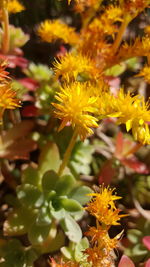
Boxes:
[59,197,83,212]
[118,255,135,267]
[61,214,82,243]
[69,186,93,205]
[38,142,61,176]
[42,170,59,192]
[55,175,76,195]
[17,184,44,208]
[142,236,150,250]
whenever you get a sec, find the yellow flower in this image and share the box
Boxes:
[74,0,102,13]
[116,37,150,64]
[0,83,20,122]
[85,185,125,226]
[97,89,150,144]
[85,226,123,267]
[53,52,101,81]
[7,0,25,14]
[136,65,150,84]
[37,20,79,45]
[120,0,150,19]
[52,82,98,140]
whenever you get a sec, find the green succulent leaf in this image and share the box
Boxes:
[17,184,44,208]
[69,186,93,205]
[127,229,143,244]
[42,170,59,192]
[22,166,41,187]
[61,214,82,243]
[55,175,76,196]
[36,206,52,226]
[28,223,51,245]
[38,142,61,176]
[59,197,83,212]
[3,208,37,236]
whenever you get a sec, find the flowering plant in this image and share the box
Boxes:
[0,0,150,266]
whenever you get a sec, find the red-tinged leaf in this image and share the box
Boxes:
[115,132,124,158]
[18,78,39,91]
[2,120,35,144]
[0,54,28,68]
[142,236,150,250]
[145,259,150,267]
[98,159,116,185]
[118,255,135,267]
[21,105,38,117]
[121,157,149,174]
[1,139,37,160]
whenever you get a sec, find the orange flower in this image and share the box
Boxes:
[0,83,20,123]
[37,20,78,45]
[85,185,126,226]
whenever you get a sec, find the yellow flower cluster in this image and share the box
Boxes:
[84,185,125,266]
[97,90,150,144]
[7,0,25,14]
[53,52,101,82]
[48,0,150,145]
[0,61,20,123]
[137,65,150,84]
[120,0,150,20]
[52,82,99,140]
[37,20,79,45]
[85,186,124,226]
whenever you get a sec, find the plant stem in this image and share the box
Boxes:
[112,15,130,55]
[1,8,9,54]
[58,128,78,176]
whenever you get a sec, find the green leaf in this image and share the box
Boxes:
[36,206,52,226]
[28,223,51,245]
[43,229,65,253]
[61,214,82,243]
[22,166,40,187]
[74,237,89,262]
[59,198,83,212]
[3,208,37,236]
[132,244,147,256]
[69,186,93,205]
[38,142,61,176]
[55,175,76,196]
[70,140,93,176]
[42,170,59,192]
[17,184,44,208]
[61,246,73,260]
[105,63,126,77]
[127,229,143,244]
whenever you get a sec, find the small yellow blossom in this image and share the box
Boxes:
[136,65,150,84]
[53,52,101,81]
[120,0,150,20]
[97,89,150,144]
[85,226,123,267]
[116,37,150,64]
[52,82,98,140]
[145,26,150,36]
[74,0,102,13]
[85,185,125,226]
[0,83,20,122]
[37,20,79,45]
[7,0,25,14]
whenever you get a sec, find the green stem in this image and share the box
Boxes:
[58,128,78,176]
[112,15,130,55]
[1,8,9,54]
